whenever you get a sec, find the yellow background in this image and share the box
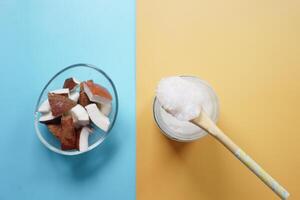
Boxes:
[137,0,300,199]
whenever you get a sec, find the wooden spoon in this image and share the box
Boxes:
[192,111,289,199]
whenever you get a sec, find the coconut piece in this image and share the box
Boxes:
[99,103,112,116]
[61,115,77,150]
[78,91,91,107]
[80,80,93,91]
[47,124,62,139]
[39,112,60,124]
[75,127,93,150]
[78,127,91,152]
[38,89,70,113]
[85,104,110,132]
[63,77,80,92]
[75,129,80,150]
[69,104,89,127]
[78,80,92,106]
[69,91,80,102]
[48,93,76,116]
[38,99,50,113]
[50,88,70,96]
[83,81,112,104]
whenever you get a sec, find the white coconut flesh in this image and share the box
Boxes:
[51,88,70,95]
[78,127,90,152]
[69,91,80,102]
[69,104,89,127]
[99,103,112,116]
[38,99,50,113]
[39,111,58,123]
[85,104,110,132]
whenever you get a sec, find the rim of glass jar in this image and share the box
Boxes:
[153,75,219,142]
[34,63,119,156]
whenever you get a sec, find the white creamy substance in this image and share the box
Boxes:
[156,76,203,121]
[156,76,214,135]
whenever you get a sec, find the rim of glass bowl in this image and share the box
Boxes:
[34,63,119,156]
[153,75,219,142]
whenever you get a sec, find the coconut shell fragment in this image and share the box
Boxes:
[48,93,76,116]
[61,115,77,150]
[38,89,69,113]
[63,77,80,92]
[83,81,112,104]
[47,124,62,139]
[75,128,81,150]
[78,91,91,107]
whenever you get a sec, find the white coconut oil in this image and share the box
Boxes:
[153,76,219,141]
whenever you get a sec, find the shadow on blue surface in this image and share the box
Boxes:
[38,130,119,182]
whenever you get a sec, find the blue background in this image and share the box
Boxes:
[0,1,135,200]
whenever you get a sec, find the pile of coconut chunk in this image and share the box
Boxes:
[38,77,112,152]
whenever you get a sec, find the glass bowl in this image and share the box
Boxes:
[34,64,118,155]
[153,76,219,142]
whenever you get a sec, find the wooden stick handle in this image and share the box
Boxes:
[192,112,289,199]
